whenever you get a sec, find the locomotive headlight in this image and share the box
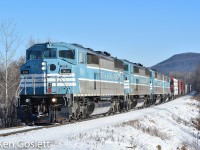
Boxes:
[41,62,46,66]
[41,62,46,70]
[42,66,46,70]
[52,98,57,103]
[25,99,30,103]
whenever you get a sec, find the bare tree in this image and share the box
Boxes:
[26,36,41,48]
[169,71,195,91]
[0,20,22,127]
[193,65,200,92]
[0,20,22,105]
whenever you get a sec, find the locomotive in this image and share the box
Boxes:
[17,42,191,124]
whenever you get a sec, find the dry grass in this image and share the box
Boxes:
[180,134,200,150]
[67,128,141,149]
[116,119,171,140]
[177,95,200,150]
[193,95,200,130]
[156,145,162,150]
[180,144,187,150]
[172,115,190,126]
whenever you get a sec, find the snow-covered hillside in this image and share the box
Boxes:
[0,95,199,150]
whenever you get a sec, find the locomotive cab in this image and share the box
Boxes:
[18,43,77,124]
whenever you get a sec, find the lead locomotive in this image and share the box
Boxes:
[17,42,190,124]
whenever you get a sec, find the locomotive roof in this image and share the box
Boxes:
[29,42,96,54]
[123,59,168,77]
[28,42,123,62]
[70,43,117,61]
[28,42,171,78]
[123,59,150,70]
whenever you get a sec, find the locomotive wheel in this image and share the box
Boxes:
[108,108,113,115]
[114,103,118,113]
[76,109,80,120]
[118,105,121,113]
[131,102,135,109]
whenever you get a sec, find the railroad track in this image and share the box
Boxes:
[0,125,25,131]
[0,115,110,137]
[0,98,177,137]
[0,111,126,137]
[0,124,63,137]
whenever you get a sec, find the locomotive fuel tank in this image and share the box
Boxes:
[88,102,111,116]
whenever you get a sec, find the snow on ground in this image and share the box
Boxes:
[0,95,199,150]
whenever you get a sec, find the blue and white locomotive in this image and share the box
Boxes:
[17,42,171,123]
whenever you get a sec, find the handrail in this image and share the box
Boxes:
[58,76,72,93]
[59,76,73,106]
[24,77,27,95]
[33,75,35,95]
[15,77,26,107]
[15,77,25,98]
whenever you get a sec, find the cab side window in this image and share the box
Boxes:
[79,52,86,63]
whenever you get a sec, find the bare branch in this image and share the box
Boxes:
[8,82,19,90]
[0,20,22,106]
[0,83,5,90]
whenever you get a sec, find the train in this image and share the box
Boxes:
[16,42,192,124]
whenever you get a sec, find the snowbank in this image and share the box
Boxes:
[0,95,199,150]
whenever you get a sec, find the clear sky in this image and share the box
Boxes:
[0,0,200,67]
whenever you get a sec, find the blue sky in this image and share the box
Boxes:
[0,0,200,67]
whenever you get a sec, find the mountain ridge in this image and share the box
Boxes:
[151,52,200,75]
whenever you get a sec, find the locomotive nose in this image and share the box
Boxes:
[21,60,46,74]
[20,60,47,95]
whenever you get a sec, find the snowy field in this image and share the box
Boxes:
[0,95,199,150]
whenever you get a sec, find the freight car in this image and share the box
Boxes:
[16,42,188,124]
[185,84,192,94]
[170,77,178,99]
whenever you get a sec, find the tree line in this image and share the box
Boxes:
[169,66,200,93]
[0,20,199,128]
[0,21,37,127]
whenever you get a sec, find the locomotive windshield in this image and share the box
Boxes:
[28,51,42,60]
[44,49,57,58]
[27,49,57,60]
[59,50,75,59]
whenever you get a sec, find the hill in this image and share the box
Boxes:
[151,52,200,75]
